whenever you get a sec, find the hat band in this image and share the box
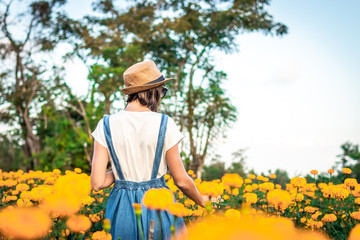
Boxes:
[144,75,165,85]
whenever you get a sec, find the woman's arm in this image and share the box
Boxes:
[91,140,115,192]
[166,144,207,207]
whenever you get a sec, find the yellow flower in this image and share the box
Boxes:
[343,168,352,174]
[310,170,318,175]
[133,203,142,215]
[16,183,30,192]
[244,178,252,184]
[269,174,277,179]
[243,193,257,204]
[89,213,102,223]
[321,214,337,222]
[349,224,360,240]
[351,211,360,220]
[92,230,112,240]
[221,173,243,188]
[143,188,174,210]
[0,207,51,239]
[168,203,192,217]
[66,214,92,233]
[103,219,111,232]
[243,185,253,193]
[259,182,274,192]
[224,209,241,219]
[267,189,291,210]
[74,168,82,173]
[345,178,358,188]
[232,188,239,196]
[306,219,323,229]
[248,174,256,179]
[304,206,316,213]
[328,169,334,174]
[184,199,195,207]
[293,193,304,202]
[175,211,328,240]
[290,177,306,188]
[197,181,224,197]
[222,194,230,200]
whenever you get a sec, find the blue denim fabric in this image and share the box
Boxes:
[103,114,185,240]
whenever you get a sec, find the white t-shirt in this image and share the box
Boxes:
[91,110,184,182]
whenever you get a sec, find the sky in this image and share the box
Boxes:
[62,0,360,177]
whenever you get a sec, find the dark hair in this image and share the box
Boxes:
[126,84,163,112]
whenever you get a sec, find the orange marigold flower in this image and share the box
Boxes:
[92,230,112,240]
[0,207,51,239]
[355,198,360,205]
[351,211,360,220]
[328,169,334,174]
[243,193,257,204]
[133,203,142,215]
[310,170,318,175]
[184,199,195,207]
[304,206,316,214]
[16,183,30,192]
[224,209,241,219]
[290,177,306,188]
[66,214,92,233]
[103,218,111,232]
[259,182,274,192]
[231,188,239,196]
[143,188,174,210]
[221,173,243,188]
[321,214,337,222]
[197,181,224,198]
[89,213,101,223]
[343,168,352,174]
[267,189,291,210]
[222,194,230,200]
[306,219,323,229]
[168,203,191,217]
[345,178,358,188]
[244,178,252,184]
[248,174,256,179]
[269,174,277,179]
[243,185,253,193]
[74,168,82,173]
[349,224,360,240]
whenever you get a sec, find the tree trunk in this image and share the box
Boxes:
[189,153,205,179]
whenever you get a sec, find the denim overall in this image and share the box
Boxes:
[103,114,185,240]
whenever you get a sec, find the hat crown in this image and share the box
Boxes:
[123,60,162,88]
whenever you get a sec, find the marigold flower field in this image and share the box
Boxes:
[1,168,360,239]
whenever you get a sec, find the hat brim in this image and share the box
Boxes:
[121,77,173,95]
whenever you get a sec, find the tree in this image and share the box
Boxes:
[226,148,248,177]
[334,142,360,181]
[0,0,70,169]
[74,0,288,178]
[202,155,226,181]
[270,169,290,188]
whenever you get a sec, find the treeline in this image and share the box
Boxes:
[0,0,288,176]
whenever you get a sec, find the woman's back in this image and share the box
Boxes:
[92,110,183,182]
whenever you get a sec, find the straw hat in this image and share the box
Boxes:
[121,60,173,95]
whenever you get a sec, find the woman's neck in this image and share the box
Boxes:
[125,100,151,112]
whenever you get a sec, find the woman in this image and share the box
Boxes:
[90,60,206,240]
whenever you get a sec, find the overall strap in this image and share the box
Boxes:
[103,115,125,180]
[151,114,168,179]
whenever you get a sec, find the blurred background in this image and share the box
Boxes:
[0,0,359,183]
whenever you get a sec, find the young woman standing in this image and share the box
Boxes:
[90,60,206,240]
